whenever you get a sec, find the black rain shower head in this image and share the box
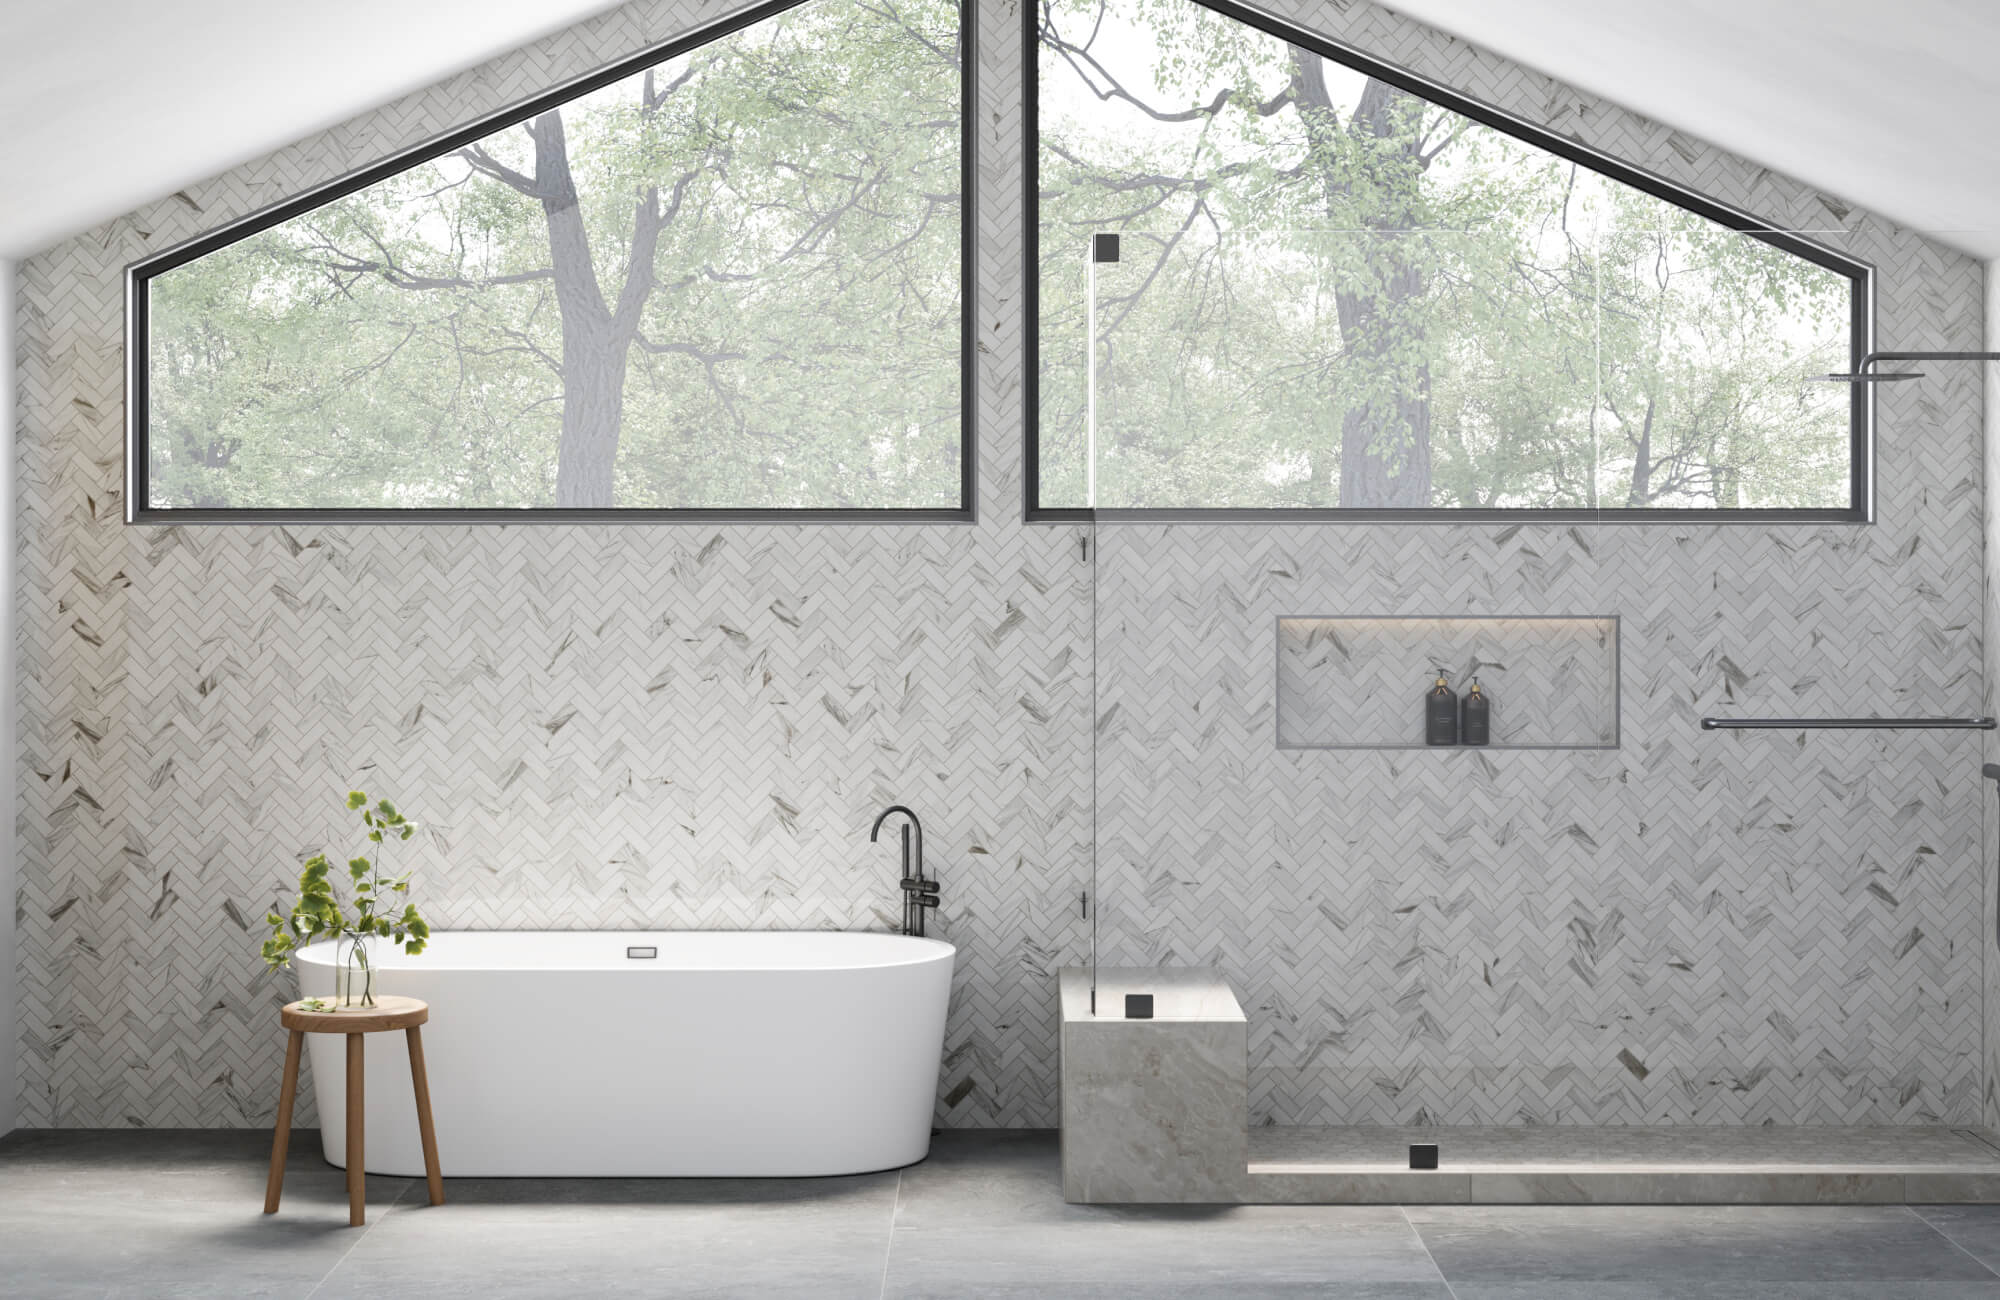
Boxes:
[1806,351,2000,386]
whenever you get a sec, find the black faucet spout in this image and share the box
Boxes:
[870,805,936,937]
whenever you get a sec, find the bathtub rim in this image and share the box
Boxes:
[292,929,957,974]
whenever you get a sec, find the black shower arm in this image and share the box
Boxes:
[1857,351,2000,373]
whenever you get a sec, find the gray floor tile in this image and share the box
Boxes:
[2,1196,407,1300]
[1,1129,414,1299]
[308,1173,900,1300]
[1448,1286,2000,1299]
[13,1128,2000,1300]
[1407,1204,1997,1285]
[885,1131,1452,1298]
[881,1224,1456,1298]
[893,1129,1094,1226]
[1918,1204,2000,1272]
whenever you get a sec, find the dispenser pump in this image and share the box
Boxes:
[1424,666,1459,746]
[1462,676,1490,746]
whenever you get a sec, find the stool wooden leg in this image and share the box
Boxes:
[406,1026,445,1206]
[346,1032,366,1227]
[263,1029,304,1214]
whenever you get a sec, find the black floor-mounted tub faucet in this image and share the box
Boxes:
[871,804,939,937]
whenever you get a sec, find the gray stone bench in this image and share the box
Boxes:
[1058,966,1247,1203]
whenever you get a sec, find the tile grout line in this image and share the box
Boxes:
[877,1168,903,1300]
[1398,1205,1462,1300]
[1907,1204,2000,1282]
[302,1177,415,1299]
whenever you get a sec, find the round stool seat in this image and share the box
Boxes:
[281,995,429,1034]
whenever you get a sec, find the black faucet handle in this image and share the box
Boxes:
[901,877,939,898]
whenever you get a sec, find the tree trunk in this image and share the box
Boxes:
[524,110,660,509]
[1293,57,1435,509]
[1624,398,1655,506]
[554,319,629,508]
[528,113,619,508]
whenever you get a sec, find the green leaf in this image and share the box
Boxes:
[347,791,368,810]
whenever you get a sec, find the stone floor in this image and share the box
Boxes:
[13,1128,2000,1297]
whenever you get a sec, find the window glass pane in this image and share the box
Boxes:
[143,0,965,513]
[1036,0,1859,514]
[1593,224,1853,509]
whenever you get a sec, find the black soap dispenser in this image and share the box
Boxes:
[1425,668,1458,746]
[1461,677,1490,746]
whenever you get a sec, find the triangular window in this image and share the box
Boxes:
[131,0,970,519]
[1031,0,1867,519]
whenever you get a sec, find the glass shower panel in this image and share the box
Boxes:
[1080,223,1612,1075]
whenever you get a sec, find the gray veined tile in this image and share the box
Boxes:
[1442,1285,2000,1300]
[0,1130,416,1299]
[308,1173,902,1300]
[8,1202,403,1300]
[880,1219,1454,1300]
[1405,1204,1999,1284]
[887,1131,1448,1297]
[1914,1204,2000,1272]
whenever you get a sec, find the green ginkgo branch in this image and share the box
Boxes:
[262,790,431,1007]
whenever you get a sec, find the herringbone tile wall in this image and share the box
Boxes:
[10,0,1988,1129]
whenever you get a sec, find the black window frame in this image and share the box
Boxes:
[126,0,977,526]
[1024,0,1874,525]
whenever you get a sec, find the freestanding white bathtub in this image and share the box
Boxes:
[293,931,955,1177]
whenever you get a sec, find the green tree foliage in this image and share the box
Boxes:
[1035,0,1854,510]
[147,0,963,510]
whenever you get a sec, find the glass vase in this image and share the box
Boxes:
[336,936,377,1008]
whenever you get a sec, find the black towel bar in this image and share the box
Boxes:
[1700,717,1997,730]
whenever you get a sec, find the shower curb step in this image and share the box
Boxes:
[1241,1126,2000,1204]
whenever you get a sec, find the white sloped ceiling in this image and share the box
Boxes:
[1381,0,2000,257]
[0,0,625,259]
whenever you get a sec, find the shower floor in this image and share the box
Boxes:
[1245,1126,2000,1203]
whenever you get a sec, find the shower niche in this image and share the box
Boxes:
[1276,614,1620,750]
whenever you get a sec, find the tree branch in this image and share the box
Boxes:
[458,142,549,199]
[611,168,700,340]
[1040,3,1293,124]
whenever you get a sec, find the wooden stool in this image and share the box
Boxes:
[265,995,444,1226]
